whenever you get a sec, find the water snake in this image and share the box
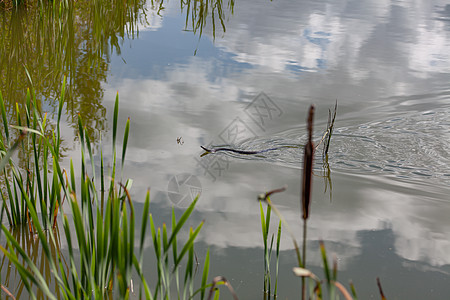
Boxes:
[200,145,300,155]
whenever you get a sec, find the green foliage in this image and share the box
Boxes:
[147,197,206,300]
[292,241,355,300]
[259,105,359,300]
[0,88,212,299]
[0,81,63,229]
[260,201,281,299]
[0,0,148,145]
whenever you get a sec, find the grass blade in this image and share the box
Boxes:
[350,281,358,299]
[113,92,119,153]
[201,248,210,300]
[0,90,9,142]
[334,281,353,300]
[121,117,130,171]
[1,225,57,300]
[174,221,204,269]
[167,196,199,249]
[57,76,66,132]
[0,132,26,173]
[274,220,281,296]
[140,190,150,263]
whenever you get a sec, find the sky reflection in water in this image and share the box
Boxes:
[2,0,450,298]
[102,1,450,298]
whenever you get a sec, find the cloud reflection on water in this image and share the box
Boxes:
[104,0,450,292]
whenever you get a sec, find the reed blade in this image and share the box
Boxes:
[201,248,211,300]
[121,117,130,171]
[167,196,199,249]
[113,92,119,153]
[0,90,9,142]
[174,221,204,269]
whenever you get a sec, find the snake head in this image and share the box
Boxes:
[200,145,213,157]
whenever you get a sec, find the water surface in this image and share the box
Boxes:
[2,0,450,298]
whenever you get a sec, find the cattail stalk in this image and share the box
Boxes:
[301,105,315,300]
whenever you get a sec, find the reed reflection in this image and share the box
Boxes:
[1,0,237,150]
[0,224,69,299]
[181,0,235,40]
[0,0,148,146]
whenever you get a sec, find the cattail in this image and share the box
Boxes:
[302,105,315,220]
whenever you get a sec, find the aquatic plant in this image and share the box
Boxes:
[1,79,388,299]
[257,104,389,299]
[0,85,214,299]
[315,101,337,199]
[0,76,65,229]
[292,241,357,300]
[1,0,148,145]
[258,105,358,300]
[260,200,281,299]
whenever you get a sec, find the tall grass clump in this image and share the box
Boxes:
[0,82,214,299]
[259,104,360,300]
[1,0,149,146]
[260,200,281,299]
[0,75,66,230]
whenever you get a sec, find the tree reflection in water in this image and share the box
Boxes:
[181,0,235,39]
[1,0,236,151]
[0,0,149,147]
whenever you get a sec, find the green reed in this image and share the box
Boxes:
[1,0,148,145]
[1,86,381,299]
[0,85,213,299]
[0,74,65,229]
[292,241,358,300]
[258,104,359,300]
[260,201,281,299]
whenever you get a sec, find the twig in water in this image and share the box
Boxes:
[314,100,337,156]
[377,277,387,300]
[258,186,287,202]
[1,284,16,300]
[207,276,239,300]
[323,100,337,157]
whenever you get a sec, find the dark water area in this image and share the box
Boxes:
[1,0,450,299]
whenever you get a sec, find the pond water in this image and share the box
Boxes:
[2,0,450,299]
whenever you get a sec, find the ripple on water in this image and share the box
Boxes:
[204,107,450,185]
[330,107,450,184]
